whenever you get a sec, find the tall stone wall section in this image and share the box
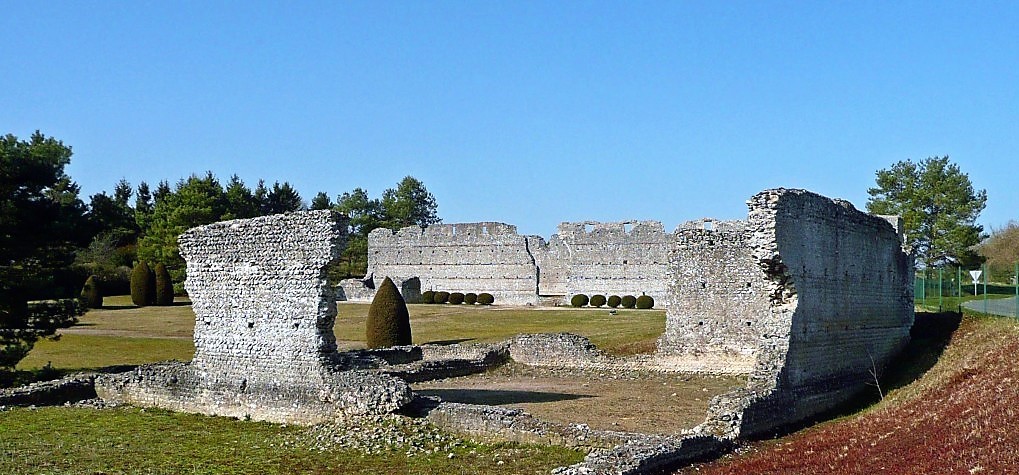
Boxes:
[366,222,540,305]
[365,220,670,306]
[540,221,669,301]
[668,189,915,438]
[658,219,768,373]
[96,211,411,423]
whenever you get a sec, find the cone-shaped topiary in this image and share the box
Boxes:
[81,275,103,309]
[464,293,478,305]
[434,291,450,304]
[366,277,412,348]
[130,261,153,307]
[421,290,435,304]
[607,295,621,308]
[636,295,655,309]
[590,294,606,307]
[621,295,637,309]
[477,293,494,305]
[570,294,589,307]
[448,292,464,305]
[154,263,174,306]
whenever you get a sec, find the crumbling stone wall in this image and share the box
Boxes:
[366,222,540,305]
[537,221,669,301]
[364,220,671,306]
[96,211,412,424]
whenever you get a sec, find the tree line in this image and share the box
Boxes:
[1,130,438,370]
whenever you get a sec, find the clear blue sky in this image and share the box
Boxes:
[3,1,1016,237]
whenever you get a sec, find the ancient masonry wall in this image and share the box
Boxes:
[361,220,670,306]
[95,211,412,424]
[672,189,914,438]
[367,222,540,306]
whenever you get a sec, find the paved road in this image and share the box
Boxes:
[962,296,1019,317]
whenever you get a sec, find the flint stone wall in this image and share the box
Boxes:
[363,220,670,306]
[95,211,412,424]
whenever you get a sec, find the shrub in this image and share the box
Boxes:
[621,295,637,309]
[477,293,495,305]
[365,277,412,348]
[448,292,465,305]
[154,263,174,306]
[434,291,450,304]
[81,275,103,309]
[130,262,154,307]
[464,293,478,305]
[636,295,655,309]
[590,294,606,307]
[421,290,435,304]
[607,295,621,308]
[570,294,589,307]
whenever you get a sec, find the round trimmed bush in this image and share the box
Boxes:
[590,294,606,307]
[130,262,153,307]
[449,292,465,305]
[570,294,589,307]
[365,277,412,348]
[421,290,435,304]
[154,263,174,306]
[607,295,621,308]
[621,295,637,309]
[434,291,450,304]
[81,275,103,309]
[477,293,494,305]
[636,295,655,309]
[464,293,478,305]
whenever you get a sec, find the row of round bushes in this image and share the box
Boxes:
[570,293,654,309]
[421,290,495,305]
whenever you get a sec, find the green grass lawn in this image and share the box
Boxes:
[0,406,584,475]
[18,296,666,371]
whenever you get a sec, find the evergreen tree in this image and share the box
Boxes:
[81,275,103,309]
[365,277,412,348]
[154,263,174,306]
[130,261,153,307]
[266,181,303,214]
[381,176,439,230]
[223,175,258,220]
[310,191,333,210]
[867,156,987,268]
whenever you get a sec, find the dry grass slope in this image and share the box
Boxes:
[679,313,1019,474]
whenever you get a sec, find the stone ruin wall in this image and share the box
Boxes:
[658,219,769,374]
[366,222,540,305]
[96,211,411,424]
[656,189,914,439]
[536,221,669,301]
[362,220,670,306]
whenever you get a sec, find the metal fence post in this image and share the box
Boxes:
[983,263,988,315]
[939,268,944,311]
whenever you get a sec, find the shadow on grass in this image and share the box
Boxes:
[424,338,476,346]
[415,388,592,405]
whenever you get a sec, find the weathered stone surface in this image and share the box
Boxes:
[360,220,670,306]
[95,211,413,424]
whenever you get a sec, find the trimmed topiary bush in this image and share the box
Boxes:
[366,277,412,348]
[421,290,435,304]
[570,294,589,307]
[607,295,621,308]
[434,291,450,304]
[154,263,174,306]
[130,262,154,307]
[81,275,103,309]
[636,295,654,309]
[621,295,637,309]
[590,294,606,307]
[464,293,478,305]
[478,293,494,305]
[448,292,465,305]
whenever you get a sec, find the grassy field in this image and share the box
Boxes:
[677,311,1019,474]
[17,295,666,371]
[5,296,671,474]
[0,406,584,474]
